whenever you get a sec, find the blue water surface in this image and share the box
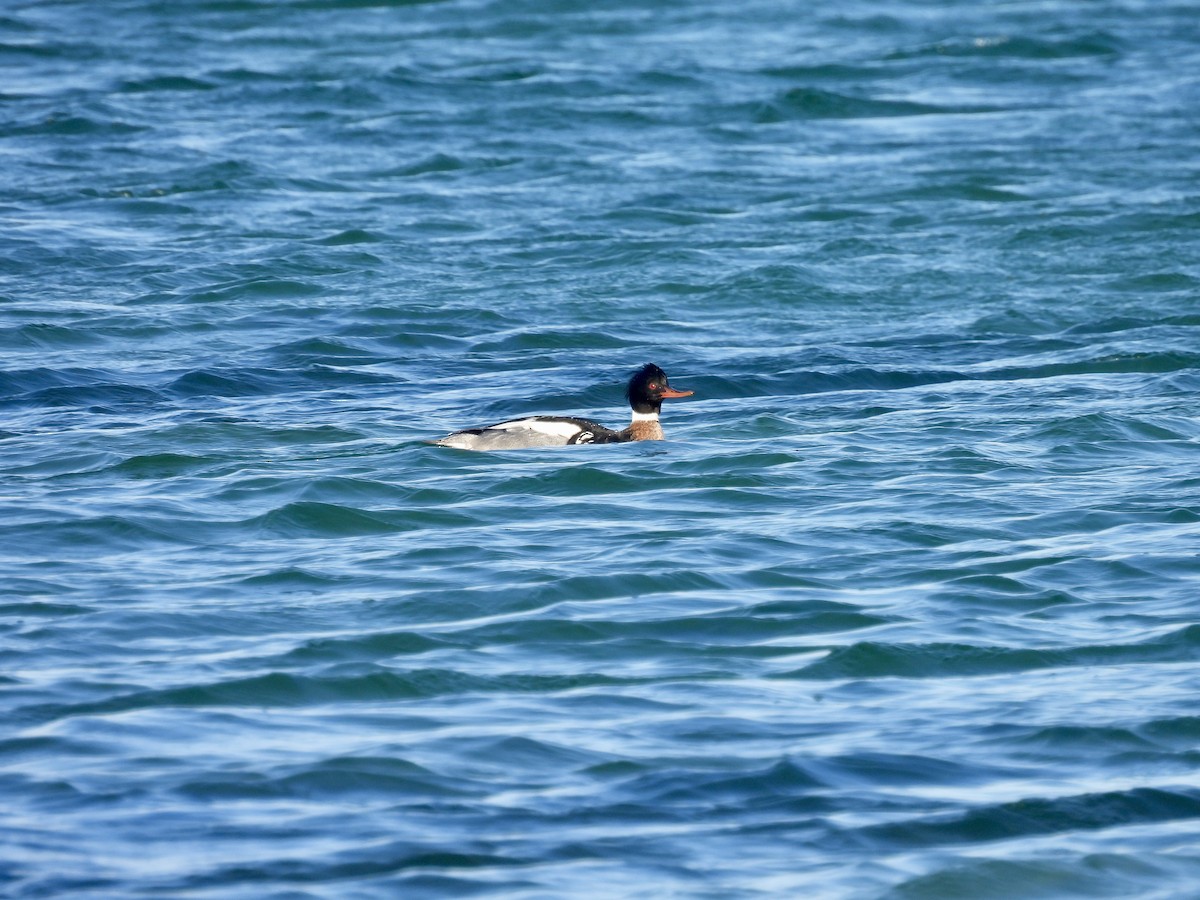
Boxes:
[3,0,1200,896]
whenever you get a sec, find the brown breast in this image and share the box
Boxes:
[626,419,664,441]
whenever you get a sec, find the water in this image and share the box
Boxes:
[3,0,1200,896]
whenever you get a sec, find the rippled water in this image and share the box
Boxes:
[3,0,1200,896]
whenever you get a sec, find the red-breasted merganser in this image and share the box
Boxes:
[430,363,694,450]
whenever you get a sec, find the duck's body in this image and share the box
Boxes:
[430,364,692,451]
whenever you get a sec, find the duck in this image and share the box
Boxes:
[429,363,694,450]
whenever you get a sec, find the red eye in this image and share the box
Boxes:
[649,383,659,390]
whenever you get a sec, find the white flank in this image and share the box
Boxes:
[490,417,584,438]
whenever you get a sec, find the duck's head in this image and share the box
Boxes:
[626,363,693,415]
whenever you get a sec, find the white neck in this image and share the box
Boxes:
[630,410,660,423]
